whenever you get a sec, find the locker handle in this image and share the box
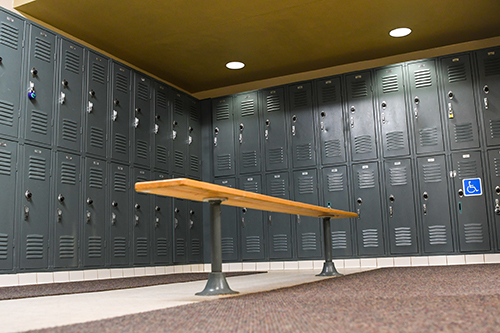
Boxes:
[239,133,243,144]
[87,101,93,113]
[24,206,29,220]
[320,121,325,132]
[381,112,386,124]
[350,116,354,128]
[188,135,192,145]
[389,206,393,218]
[86,211,91,223]
[241,217,245,228]
[484,97,489,110]
[265,129,269,140]
[56,209,62,222]
[155,217,160,228]
[268,215,272,226]
[172,130,177,140]
[423,204,427,216]
[134,117,140,128]
[59,92,66,105]
[495,199,500,215]
[297,214,301,224]
[112,110,118,121]
[174,218,179,229]
[154,124,159,134]
[448,103,454,119]
[414,107,418,119]
[190,220,194,229]
[357,208,361,218]
[111,213,117,225]
[135,215,139,226]
[292,125,296,136]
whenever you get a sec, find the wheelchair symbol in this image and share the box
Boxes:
[466,181,479,193]
[462,178,482,196]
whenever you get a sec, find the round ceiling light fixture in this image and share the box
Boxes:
[389,27,412,38]
[226,61,245,70]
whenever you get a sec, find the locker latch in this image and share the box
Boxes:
[86,211,91,223]
[291,115,297,136]
[154,124,159,134]
[190,220,194,229]
[414,97,419,119]
[155,217,160,228]
[112,110,118,122]
[389,195,395,218]
[350,116,354,128]
[57,209,63,222]
[484,85,489,110]
[448,103,454,119]
[172,130,177,140]
[356,198,362,218]
[28,82,36,100]
[135,215,139,226]
[265,120,270,140]
[297,214,301,224]
[87,101,93,113]
[188,135,192,145]
[268,215,272,226]
[111,213,117,225]
[134,117,140,128]
[59,92,66,105]
[174,218,178,229]
[495,199,500,215]
[24,206,29,220]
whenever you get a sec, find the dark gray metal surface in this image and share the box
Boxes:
[261,87,288,172]
[234,91,261,174]
[110,62,131,163]
[171,90,187,175]
[132,168,151,264]
[173,198,188,264]
[188,201,203,263]
[213,178,239,262]
[152,172,172,264]
[238,175,265,260]
[109,163,130,266]
[132,73,152,167]
[152,82,170,171]
[187,96,202,178]
[212,96,235,177]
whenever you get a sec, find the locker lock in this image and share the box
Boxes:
[265,119,270,126]
[484,85,490,94]
[189,126,193,133]
[458,189,464,197]
[423,192,429,200]
[57,209,63,222]
[135,215,139,226]
[58,194,65,203]
[448,91,454,99]
[381,101,387,109]
[0,57,2,63]
[114,99,119,106]
[292,115,297,122]
[135,107,141,113]
[155,114,161,120]
[135,203,140,210]
[155,206,161,212]
[242,207,248,213]
[214,127,219,134]
[62,79,68,88]
[389,195,395,202]
[350,106,356,113]
[174,207,180,213]
[190,210,195,215]
[414,97,420,104]
[89,90,95,97]
[495,186,500,195]
[25,190,32,200]
[87,197,93,205]
[173,120,178,127]
[31,68,38,77]
[356,198,362,205]
[239,123,244,131]
[112,201,118,208]
[320,111,326,118]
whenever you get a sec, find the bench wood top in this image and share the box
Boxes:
[135,178,357,219]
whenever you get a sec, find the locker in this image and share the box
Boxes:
[487,149,500,250]
[322,166,353,258]
[83,157,106,267]
[173,198,188,263]
[0,10,24,139]
[261,87,288,171]
[109,163,129,266]
[451,152,490,252]
[24,25,56,146]
[476,48,500,147]
[188,201,203,263]
[20,144,51,269]
[383,159,418,255]
[238,175,265,260]
[55,39,83,152]
[407,60,445,154]
[440,54,480,150]
[376,65,410,157]
[110,62,131,163]
[85,51,109,158]
[288,83,317,169]
[346,72,378,161]
[54,151,80,268]
[153,82,170,171]
[212,96,235,177]
[187,96,202,178]
[352,162,385,256]
[132,73,152,167]
[132,168,151,264]
[234,92,261,174]
[315,77,346,165]
[171,90,187,175]
[293,169,322,259]
[266,172,293,260]
[214,178,239,262]
[0,139,17,271]
[417,155,454,254]
[153,172,172,264]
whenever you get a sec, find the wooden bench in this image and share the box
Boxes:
[135,178,357,296]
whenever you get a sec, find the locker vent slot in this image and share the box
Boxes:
[156,90,168,109]
[246,236,261,253]
[190,155,200,173]
[0,22,18,49]
[240,99,255,117]
[354,135,373,154]
[357,170,375,189]
[156,238,168,257]
[454,123,474,143]
[489,119,500,139]
[136,237,148,257]
[0,233,8,259]
[34,37,51,63]
[394,227,412,247]
[242,151,257,168]
[298,176,314,195]
[321,84,337,103]
[268,147,284,164]
[114,172,127,192]
[59,236,75,259]
[136,175,148,182]
[494,158,500,178]
[137,82,149,101]
[464,223,484,243]
[174,150,184,169]
[350,80,367,98]
[136,140,149,160]
[174,98,183,115]
[382,74,399,93]
[113,237,126,258]
[389,167,408,186]
[0,151,12,176]
[296,143,312,161]
[221,237,234,254]
[114,134,128,155]
[331,231,347,249]
[156,145,168,165]
[0,100,14,127]
[327,173,344,192]
[217,154,232,171]
[64,50,80,75]
[90,126,104,148]
[386,131,405,151]
[419,127,439,146]
[215,104,229,120]
[26,234,43,259]
[116,73,129,94]
[61,162,77,185]
[88,167,104,189]
[484,57,500,77]
[29,156,46,181]
[362,229,379,248]
[457,160,478,180]
[30,110,48,135]
[62,119,78,142]
[273,234,288,252]
[301,232,317,251]
[91,63,105,84]
[423,164,442,183]
[428,225,447,245]
[191,238,201,256]
[293,90,308,108]
[447,64,467,83]
[270,179,286,197]
[266,95,281,112]
[414,69,432,88]
[88,236,102,258]
[190,104,199,122]
[243,181,259,193]
[175,238,185,257]
[324,139,342,157]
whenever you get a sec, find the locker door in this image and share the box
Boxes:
[214,178,239,262]
[408,60,445,154]
[0,139,17,270]
[187,97,202,178]
[289,83,317,169]
[55,39,83,152]
[213,96,235,177]
[85,51,108,158]
[417,155,454,254]
[293,169,322,259]
[54,151,80,268]
[83,157,106,267]
[376,65,410,157]
[132,168,151,264]
[132,74,152,167]
[110,62,131,163]
[487,149,500,250]
[0,10,24,139]
[346,72,377,161]
[109,163,129,266]
[352,162,384,256]
[20,144,51,269]
[384,159,418,255]
[173,198,188,263]
[266,172,292,260]
[153,82,170,172]
[188,201,203,263]
[261,87,288,171]
[451,152,490,252]
[476,48,500,147]
[316,77,346,165]
[24,25,56,146]
[239,175,265,260]
[235,92,261,174]
[322,166,353,257]
[440,54,480,150]
[171,91,187,175]
[153,172,172,264]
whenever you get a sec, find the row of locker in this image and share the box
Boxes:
[211,48,500,177]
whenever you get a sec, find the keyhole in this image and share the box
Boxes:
[389,195,395,202]
[423,192,429,200]
[414,96,420,104]
[214,127,219,134]
[266,119,270,126]
[484,85,490,94]
[448,91,454,99]
[357,198,362,205]
[292,115,297,122]
[320,111,326,118]
[350,106,356,113]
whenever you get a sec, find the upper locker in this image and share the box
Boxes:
[187,96,202,179]
[0,139,17,271]
[152,82,170,172]
[132,73,152,167]
[171,90,187,175]
[234,91,261,174]
[110,62,131,163]
[212,96,235,177]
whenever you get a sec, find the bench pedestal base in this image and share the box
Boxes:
[316,217,343,277]
[317,261,341,276]
[196,272,239,296]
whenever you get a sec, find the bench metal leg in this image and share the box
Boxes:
[196,200,239,296]
[317,217,342,277]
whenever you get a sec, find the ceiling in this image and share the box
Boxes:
[13,0,500,95]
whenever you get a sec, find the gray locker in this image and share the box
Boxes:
[173,198,188,263]
[83,157,106,267]
[54,151,80,268]
[383,159,418,255]
[266,172,293,260]
[20,144,51,269]
[0,139,17,271]
[417,155,454,253]
[440,54,480,150]
[288,83,317,169]
[239,175,265,260]
[55,39,83,152]
[476,48,500,147]
[0,10,24,139]
[188,96,202,178]
[376,65,410,157]
[346,72,378,161]
[352,162,385,256]
[234,92,261,174]
[188,201,203,263]
[451,152,490,252]
[110,62,131,163]
[109,163,129,266]
[407,60,445,154]
[261,87,288,171]
[153,172,172,264]
[132,168,151,264]
[171,90,187,175]
[85,51,109,158]
[153,82,170,172]
[214,178,239,262]
[213,96,235,177]
[322,166,353,258]
[315,77,346,165]
[24,25,56,146]
[487,149,500,251]
[293,169,322,259]
[132,73,152,167]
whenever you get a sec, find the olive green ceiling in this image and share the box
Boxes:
[14,0,500,94]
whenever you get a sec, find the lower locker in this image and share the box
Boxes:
[153,172,172,265]
[239,175,265,260]
[0,139,17,271]
[188,201,203,263]
[173,199,188,264]
[109,163,130,266]
[132,168,151,265]
[214,178,239,262]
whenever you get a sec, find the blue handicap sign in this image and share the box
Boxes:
[462,178,482,196]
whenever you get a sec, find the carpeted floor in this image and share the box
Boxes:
[28,264,500,333]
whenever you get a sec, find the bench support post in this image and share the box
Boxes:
[317,217,342,276]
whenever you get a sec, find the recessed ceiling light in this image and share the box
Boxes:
[226,61,245,70]
[389,27,412,38]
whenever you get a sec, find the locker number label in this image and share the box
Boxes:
[463,178,482,197]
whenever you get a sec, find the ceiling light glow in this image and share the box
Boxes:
[226,61,245,70]
[389,27,412,38]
